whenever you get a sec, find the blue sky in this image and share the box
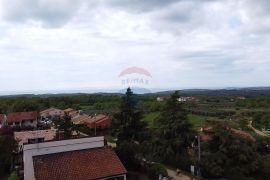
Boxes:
[0,0,270,94]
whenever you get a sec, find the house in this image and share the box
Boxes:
[23,136,127,180]
[40,107,64,119]
[237,96,246,100]
[14,129,56,147]
[7,112,38,127]
[156,96,169,102]
[0,114,7,127]
[178,96,198,102]
[64,108,78,118]
[72,114,91,125]
[84,115,112,130]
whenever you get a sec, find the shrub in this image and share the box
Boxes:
[147,163,168,179]
[7,172,19,180]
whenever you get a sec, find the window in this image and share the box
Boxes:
[28,139,36,144]
[38,138,44,143]
[28,138,44,144]
[30,120,34,123]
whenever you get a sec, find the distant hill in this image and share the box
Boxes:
[149,87,270,97]
[1,87,270,98]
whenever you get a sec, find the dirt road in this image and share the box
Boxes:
[248,121,268,136]
[165,166,198,180]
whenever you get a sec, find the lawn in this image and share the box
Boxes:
[188,114,206,128]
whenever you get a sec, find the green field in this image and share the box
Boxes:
[188,114,206,128]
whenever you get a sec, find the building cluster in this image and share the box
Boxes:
[0,107,112,130]
[156,96,199,102]
[0,107,125,180]
[41,107,112,130]
[177,96,198,102]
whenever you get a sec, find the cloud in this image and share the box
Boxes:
[0,0,83,27]
[0,0,270,93]
[103,0,180,13]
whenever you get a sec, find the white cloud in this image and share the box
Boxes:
[0,0,269,93]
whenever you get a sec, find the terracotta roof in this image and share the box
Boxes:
[64,108,75,113]
[40,108,64,117]
[14,129,56,146]
[72,114,91,124]
[7,112,38,123]
[33,147,127,180]
[84,115,107,124]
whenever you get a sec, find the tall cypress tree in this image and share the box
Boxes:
[152,91,195,169]
[113,87,146,143]
[113,88,146,170]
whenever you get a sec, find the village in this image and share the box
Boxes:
[0,108,127,180]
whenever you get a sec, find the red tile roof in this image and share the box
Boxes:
[33,147,127,180]
[7,112,38,123]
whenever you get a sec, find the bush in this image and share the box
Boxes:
[116,141,141,171]
[7,172,19,180]
[147,163,168,179]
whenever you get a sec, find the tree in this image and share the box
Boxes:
[151,91,195,170]
[112,87,146,143]
[200,125,267,179]
[0,135,17,177]
[112,88,147,170]
[7,172,19,180]
[54,114,73,139]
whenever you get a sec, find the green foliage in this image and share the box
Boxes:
[252,112,270,129]
[142,112,160,128]
[113,88,148,171]
[0,136,17,177]
[0,94,122,114]
[200,126,270,179]
[188,114,206,128]
[236,97,270,108]
[150,91,195,170]
[7,172,19,180]
[112,88,147,143]
[115,141,140,171]
[146,163,168,179]
[54,114,74,139]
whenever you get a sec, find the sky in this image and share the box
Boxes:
[0,0,270,94]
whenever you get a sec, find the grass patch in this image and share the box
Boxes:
[188,114,206,128]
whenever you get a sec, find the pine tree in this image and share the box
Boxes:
[113,88,147,170]
[113,87,146,143]
[152,91,195,169]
